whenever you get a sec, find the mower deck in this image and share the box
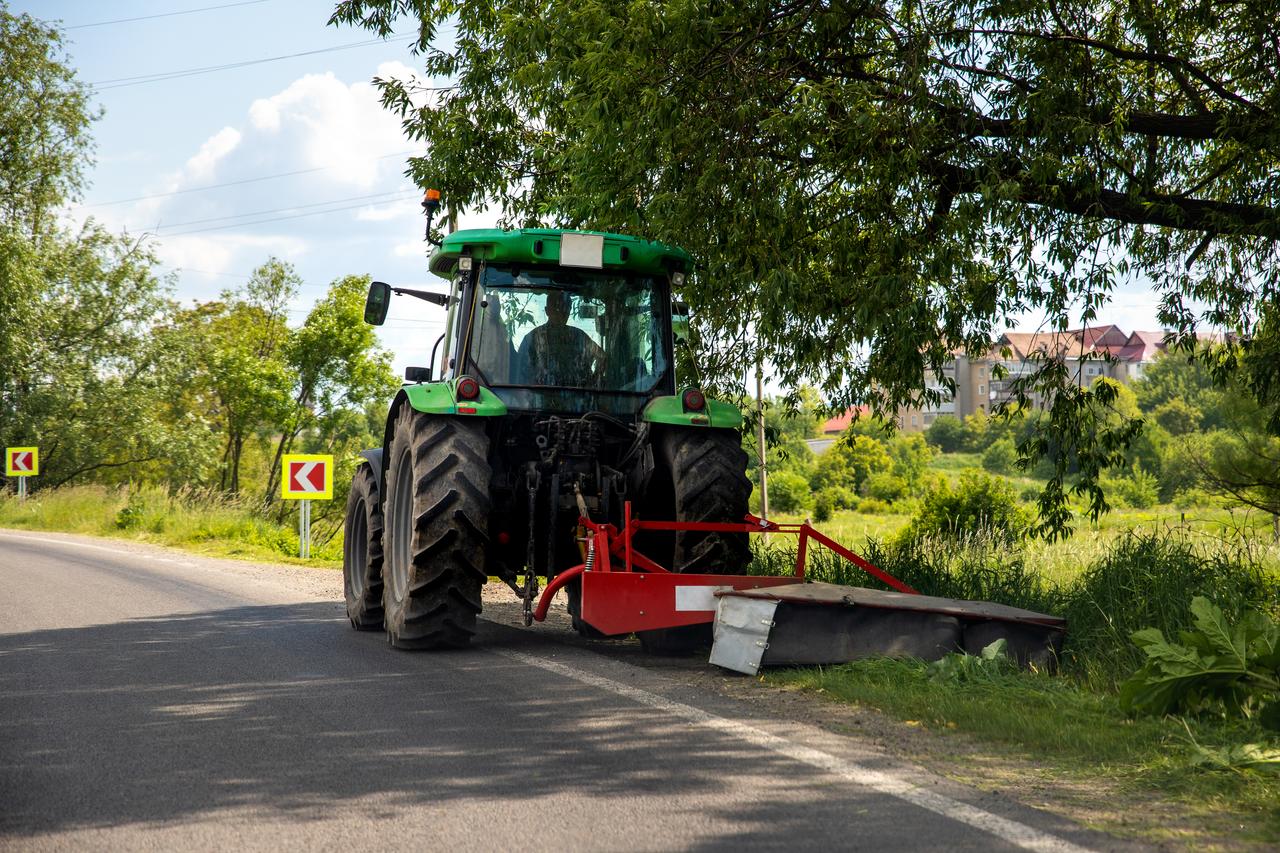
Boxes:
[709,582,1065,675]
[532,505,1066,672]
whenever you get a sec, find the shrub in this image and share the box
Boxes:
[818,485,858,511]
[857,497,891,514]
[924,414,967,452]
[813,491,834,523]
[981,438,1018,475]
[899,470,1029,543]
[1107,466,1159,509]
[864,471,908,503]
[768,470,813,513]
[114,493,146,529]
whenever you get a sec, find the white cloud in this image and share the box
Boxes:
[246,69,412,188]
[185,127,242,182]
[358,202,415,222]
[155,232,311,279]
[394,239,430,258]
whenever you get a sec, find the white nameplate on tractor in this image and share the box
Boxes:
[675,585,732,611]
[560,233,603,268]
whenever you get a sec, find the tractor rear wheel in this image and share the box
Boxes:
[383,408,492,649]
[637,427,752,654]
[343,463,384,630]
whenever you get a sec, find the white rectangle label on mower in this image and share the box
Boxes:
[559,233,603,268]
[675,585,734,612]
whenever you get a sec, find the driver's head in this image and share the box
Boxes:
[545,291,570,324]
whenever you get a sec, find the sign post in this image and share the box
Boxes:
[280,454,333,559]
[5,447,38,501]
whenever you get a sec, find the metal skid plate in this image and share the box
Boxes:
[711,582,1066,672]
[708,596,780,675]
[578,572,797,637]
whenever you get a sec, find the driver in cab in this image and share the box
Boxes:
[519,291,604,387]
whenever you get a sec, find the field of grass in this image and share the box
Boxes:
[0,485,343,568]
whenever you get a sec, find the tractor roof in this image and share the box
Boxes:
[427,228,693,278]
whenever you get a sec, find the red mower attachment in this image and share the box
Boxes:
[531,502,919,637]
[532,503,1066,673]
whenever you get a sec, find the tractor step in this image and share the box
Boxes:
[709,582,1065,675]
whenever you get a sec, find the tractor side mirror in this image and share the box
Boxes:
[404,365,432,383]
[672,301,690,345]
[364,281,391,326]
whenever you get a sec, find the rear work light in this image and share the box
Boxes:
[681,388,706,412]
[457,376,481,400]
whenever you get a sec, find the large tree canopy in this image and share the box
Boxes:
[332,0,1280,531]
[0,5,96,237]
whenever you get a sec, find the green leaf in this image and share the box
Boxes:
[1190,596,1247,666]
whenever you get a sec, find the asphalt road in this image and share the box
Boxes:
[0,530,1125,852]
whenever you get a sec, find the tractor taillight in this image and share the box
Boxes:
[457,376,480,400]
[681,388,706,412]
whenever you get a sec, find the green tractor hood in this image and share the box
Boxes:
[428,228,692,278]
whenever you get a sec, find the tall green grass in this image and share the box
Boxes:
[1061,529,1279,688]
[751,524,1279,687]
[0,485,342,564]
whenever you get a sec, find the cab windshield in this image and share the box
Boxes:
[468,266,670,397]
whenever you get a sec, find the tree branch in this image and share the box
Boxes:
[929,158,1280,238]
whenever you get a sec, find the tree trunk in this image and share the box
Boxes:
[229,434,243,494]
[264,389,313,506]
[219,435,233,492]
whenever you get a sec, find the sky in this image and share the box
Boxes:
[20,0,479,378]
[20,0,1169,388]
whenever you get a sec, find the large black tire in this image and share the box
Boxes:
[343,463,384,630]
[636,428,752,654]
[382,408,492,649]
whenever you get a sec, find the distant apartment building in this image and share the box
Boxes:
[893,326,1168,433]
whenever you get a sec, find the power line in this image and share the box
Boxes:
[90,35,415,90]
[136,187,416,233]
[77,150,421,208]
[153,191,420,236]
[65,0,269,29]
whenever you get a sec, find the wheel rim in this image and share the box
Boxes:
[388,447,414,605]
[345,499,368,598]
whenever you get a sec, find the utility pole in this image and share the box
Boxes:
[756,357,768,522]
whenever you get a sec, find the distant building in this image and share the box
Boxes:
[890,326,1170,433]
[806,406,870,454]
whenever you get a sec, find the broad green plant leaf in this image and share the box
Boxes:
[1121,597,1280,724]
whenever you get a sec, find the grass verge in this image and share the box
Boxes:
[0,484,342,568]
[772,658,1280,845]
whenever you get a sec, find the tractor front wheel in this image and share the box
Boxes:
[343,462,385,630]
[383,408,492,649]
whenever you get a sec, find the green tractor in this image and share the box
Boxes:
[343,206,752,652]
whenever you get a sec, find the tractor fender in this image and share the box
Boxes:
[371,381,509,492]
[357,448,384,496]
[641,395,743,429]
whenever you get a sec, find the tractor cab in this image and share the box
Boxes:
[431,229,687,417]
[465,262,673,415]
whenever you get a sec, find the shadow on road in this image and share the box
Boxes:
[0,603,928,848]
